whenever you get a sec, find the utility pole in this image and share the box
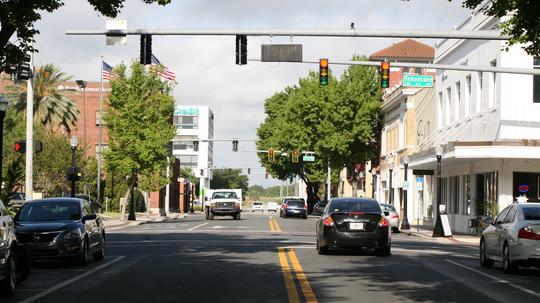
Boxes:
[25,53,33,201]
[327,162,331,201]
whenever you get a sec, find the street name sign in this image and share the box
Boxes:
[302,155,315,162]
[403,74,433,88]
[261,44,303,62]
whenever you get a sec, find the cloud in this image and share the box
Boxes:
[32,0,471,187]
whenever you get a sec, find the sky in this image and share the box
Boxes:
[30,0,472,187]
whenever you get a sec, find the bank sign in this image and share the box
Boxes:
[403,74,433,88]
[174,107,199,116]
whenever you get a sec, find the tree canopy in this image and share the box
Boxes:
[0,0,171,68]
[210,169,249,194]
[257,56,381,204]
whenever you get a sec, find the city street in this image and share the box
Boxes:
[5,212,540,303]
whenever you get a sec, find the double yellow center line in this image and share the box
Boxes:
[269,217,282,232]
[278,248,318,303]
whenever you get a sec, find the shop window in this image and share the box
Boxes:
[534,57,540,103]
[462,175,471,215]
[476,172,498,217]
[512,171,540,202]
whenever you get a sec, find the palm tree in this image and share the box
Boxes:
[6,64,79,132]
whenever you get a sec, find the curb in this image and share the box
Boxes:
[402,230,479,247]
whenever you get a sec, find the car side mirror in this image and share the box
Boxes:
[83,214,97,222]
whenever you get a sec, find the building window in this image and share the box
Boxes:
[465,75,471,117]
[534,57,540,103]
[489,59,497,108]
[173,135,198,150]
[445,87,452,125]
[437,92,443,128]
[475,171,498,217]
[178,155,198,168]
[477,72,483,113]
[463,175,471,215]
[455,82,461,121]
[174,115,199,129]
[95,111,106,126]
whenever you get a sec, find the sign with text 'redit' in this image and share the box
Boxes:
[174,107,200,116]
[403,74,433,88]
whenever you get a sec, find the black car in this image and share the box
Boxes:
[0,200,30,296]
[316,198,391,256]
[280,199,307,219]
[312,201,328,216]
[14,198,105,265]
[63,194,103,213]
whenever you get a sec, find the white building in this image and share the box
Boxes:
[409,7,540,233]
[172,105,214,196]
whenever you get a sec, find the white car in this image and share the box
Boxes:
[267,202,279,212]
[252,202,264,212]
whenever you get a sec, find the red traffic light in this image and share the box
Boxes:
[15,141,26,153]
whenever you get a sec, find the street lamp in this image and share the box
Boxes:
[75,80,88,148]
[388,154,394,205]
[433,145,444,237]
[401,155,410,230]
[371,167,377,199]
[0,96,9,192]
[70,135,78,197]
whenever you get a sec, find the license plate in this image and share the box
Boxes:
[292,210,299,213]
[349,223,365,230]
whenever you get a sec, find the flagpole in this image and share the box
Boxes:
[97,56,104,210]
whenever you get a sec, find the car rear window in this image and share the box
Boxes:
[523,206,540,220]
[212,192,238,199]
[329,200,381,213]
[17,201,81,221]
[254,202,262,205]
[380,204,396,212]
[287,201,305,208]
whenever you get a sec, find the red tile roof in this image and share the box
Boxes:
[369,39,434,62]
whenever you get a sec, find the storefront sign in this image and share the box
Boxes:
[174,107,200,116]
[518,184,529,193]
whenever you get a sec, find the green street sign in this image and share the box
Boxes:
[403,74,433,88]
[303,155,315,162]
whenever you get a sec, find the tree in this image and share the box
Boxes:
[210,169,249,194]
[103,60,175,214]
[257,57,381,205]
[0,0,171,68]
[5,64,79,132]
[404,0,540,56]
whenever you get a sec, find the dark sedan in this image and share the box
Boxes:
[316,197,391,256]
[14,198,105,265]
[280,199,307,219]
[312,201,328,216]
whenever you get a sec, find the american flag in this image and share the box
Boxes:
[102,61,114,81]
[151,54,176,81]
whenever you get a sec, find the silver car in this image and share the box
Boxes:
[480,202,540,273]
[379,203,400,233]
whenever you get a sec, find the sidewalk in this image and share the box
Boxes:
[401,225,480,247]
[101,212,187,230]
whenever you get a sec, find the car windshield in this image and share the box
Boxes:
[212,192,237,199]
[287,201,305,208]
[17,201,81,221]
[329,200,381,213]
[523,206,540,220]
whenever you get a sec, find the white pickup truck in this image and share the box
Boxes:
[204,189,242,220]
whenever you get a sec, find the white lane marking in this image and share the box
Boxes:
[445,259,540,299]
[20,256,125,303]
[187,222,208,231]
[280,245,316,249]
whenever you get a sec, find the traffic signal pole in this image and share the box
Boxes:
[25,53,34,201]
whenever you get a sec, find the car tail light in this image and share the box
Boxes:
[378,217,389,227]
[282,204,288,209]
[518,226,540,240]
[390,213,399,219]
[323,216,335,227]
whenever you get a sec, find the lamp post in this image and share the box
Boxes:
[0,96,9,192]
[70,136,78,197]
[433,145,444,237]
[401,155,410,230]
[371,167,377,199]
[75,80,88,148]
[388,154,394,205]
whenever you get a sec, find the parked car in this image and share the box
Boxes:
[379,203,400,233]
[316,197,391,256]
[14,198,106,265]
[63,194,103,213]
[252,201,264,212]
[267,202,279,213]
[8,192,25,208]
[280,198,307,219]
[0,200,31,297]
[480,202,540,273]
[313,201,328,216]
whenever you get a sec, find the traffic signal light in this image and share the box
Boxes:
[193,141,199,152]
[268,148,275,163]
[381,61,390,88]
[232,140,239,152]
[236,35,247,65]
[292,149,299,163]
[14,141,26,153]
[17,54,32,80]
[319,58,329,86]
[140,34,152,65]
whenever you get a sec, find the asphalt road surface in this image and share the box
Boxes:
[6,212,540,302]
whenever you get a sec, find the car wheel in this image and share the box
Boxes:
[93,234,105,261]
[236,213,241,220]
[302,215,307,219]
[502,243,518,274]
[77,239,89,266]
[208,211,214,220]
[479,239,494,268]
[0,249,17,297]
[316,239,328,255]
[376,245,391,257]
[15,246,31,283]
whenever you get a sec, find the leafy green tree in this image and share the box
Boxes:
[0,0,171,68]
[5,64,79,132]
[103,61,175,211]
[1,109,26,201]
[210,169,249,194]
[257,58,381,205]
